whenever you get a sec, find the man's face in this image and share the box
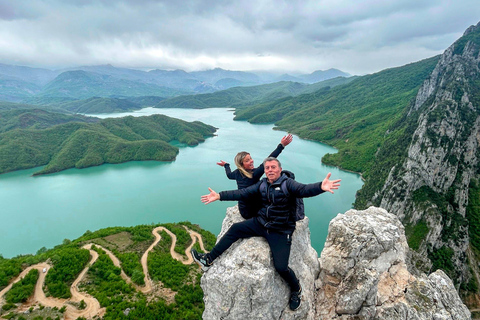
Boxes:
[264,160,282,183]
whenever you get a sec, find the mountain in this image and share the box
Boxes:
[55,97,142,114]
[0,63,352,104]
[0,109,98,133]
[352,21,480,305]
[191,67,261,85]
[0,63,58,86]
[38,70,188,99]
[233,56,438,177]
[299,68,351,83]
[0,109,216,175]
[155,77,354,109]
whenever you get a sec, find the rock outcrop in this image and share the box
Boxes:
[316,206,470,319]
[200,206,470,320]
[201,206,320,320]
[368,21,480,289]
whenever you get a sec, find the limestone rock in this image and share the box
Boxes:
[315,206,471,319]
[201,205,320,320]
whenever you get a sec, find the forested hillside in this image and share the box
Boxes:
[155,77,355,109]
[0,109,216,175]
[233,56,439,179]
[0,222,216,320]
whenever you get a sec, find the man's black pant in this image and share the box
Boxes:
[209,217,300,292]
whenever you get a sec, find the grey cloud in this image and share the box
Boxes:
[0,0,479,74]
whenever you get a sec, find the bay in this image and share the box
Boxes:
[0,107,363,258]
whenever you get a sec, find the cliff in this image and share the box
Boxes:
[360,21,480,298]
[200,206,470,319]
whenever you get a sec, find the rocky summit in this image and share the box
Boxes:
[200,206,470,320]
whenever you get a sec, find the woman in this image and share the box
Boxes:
[217,134,293,219]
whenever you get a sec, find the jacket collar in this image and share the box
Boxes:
[265,173,288,186]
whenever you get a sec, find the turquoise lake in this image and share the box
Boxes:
[0,107,363,258]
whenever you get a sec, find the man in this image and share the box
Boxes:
[192,157,341,311]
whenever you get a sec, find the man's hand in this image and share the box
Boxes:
[201,187,220,204]
[280,134,293,147]
[321,172,341,194]
[216,160,227,167]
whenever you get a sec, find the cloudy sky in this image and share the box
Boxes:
[0,0,479,75]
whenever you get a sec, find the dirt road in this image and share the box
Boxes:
[0,225,207,319]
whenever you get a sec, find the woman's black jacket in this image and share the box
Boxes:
[223,143,285,189]
[219,173,324,233]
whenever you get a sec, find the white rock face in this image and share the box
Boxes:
[201,206,320,320]
[315,206,471,320]
[201,206,471,319]
[201,206,470,319]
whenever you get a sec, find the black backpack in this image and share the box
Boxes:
[259,170,305,221]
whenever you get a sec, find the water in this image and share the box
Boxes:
[0,108,363,258]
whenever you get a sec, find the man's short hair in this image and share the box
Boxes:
[263,157,281,167]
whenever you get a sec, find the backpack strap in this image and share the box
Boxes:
[280,179,289,197]
[259,179,267,194]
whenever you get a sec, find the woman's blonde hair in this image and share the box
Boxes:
[234,151,253,178]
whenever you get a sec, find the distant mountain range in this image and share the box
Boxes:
[0,63,350,103]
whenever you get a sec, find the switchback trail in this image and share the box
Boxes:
[0,226,207,320]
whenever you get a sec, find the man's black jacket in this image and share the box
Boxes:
[219,173,325,233]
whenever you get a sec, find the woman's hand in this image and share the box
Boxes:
[201,188,220,204]
[216,160,227,166]
[281,134,293,147]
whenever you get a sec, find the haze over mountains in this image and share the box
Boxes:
[0,63,350,103]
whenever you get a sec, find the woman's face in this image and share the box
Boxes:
[242,154,254,170]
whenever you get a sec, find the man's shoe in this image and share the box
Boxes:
[289,285,302,311]
[191,249,212,271]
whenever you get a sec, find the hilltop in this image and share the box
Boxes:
[0,222,216,320]
[0,109,216,175]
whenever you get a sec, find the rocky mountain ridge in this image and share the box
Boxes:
[359,21,480,302]
[0,64,350,102]
[201,206,470,319]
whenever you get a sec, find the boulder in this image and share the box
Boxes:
[315,206,471,319]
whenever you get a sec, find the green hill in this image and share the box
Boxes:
[0,222,216,320]
[155,77,354,109]
[39,70,189,99]
[56,97,142,114]
[0,109,216,175]
[233,56,439,178]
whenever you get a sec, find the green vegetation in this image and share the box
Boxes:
[162,223,192,255]
[0,222,214,320]
[405,220,429,251]
[234,56,439,180]
[467,179,480,253]
[0,109,215,175]
[114,251,145,285]
[179,221,217,251]
[52,97,142,114]
[4,269,39,303]
[44,247,91,298]
[429,246,455,280]
[147,230,192,290]
[155,77,354,109]
[38,70,187,99]
[84,245,134,306]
